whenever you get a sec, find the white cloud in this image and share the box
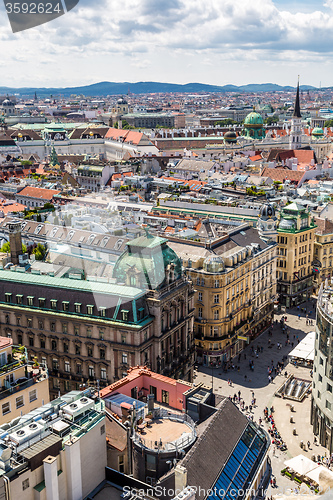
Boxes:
[1,0,333,86]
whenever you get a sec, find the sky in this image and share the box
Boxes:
[1,0,333,88]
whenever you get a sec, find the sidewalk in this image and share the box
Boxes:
[194,301,327,497]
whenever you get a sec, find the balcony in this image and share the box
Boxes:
[0,361,48,402]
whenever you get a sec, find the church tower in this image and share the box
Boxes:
[289,78,302,150]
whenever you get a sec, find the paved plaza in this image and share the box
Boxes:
[194,301,329,498]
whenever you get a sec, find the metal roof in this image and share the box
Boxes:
[20,433,62,460]
[0,269,144,299]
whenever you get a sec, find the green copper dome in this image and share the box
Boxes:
[312,127,324,137]
[242,111,265,140]
[244,111,264,126]
[112,233,182,290]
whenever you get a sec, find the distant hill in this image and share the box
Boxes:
[0,81,318,97]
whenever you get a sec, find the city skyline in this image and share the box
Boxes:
[1,0,333,88]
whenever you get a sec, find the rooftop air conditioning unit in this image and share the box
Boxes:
[62,396,95,420]
[9,421,44,446]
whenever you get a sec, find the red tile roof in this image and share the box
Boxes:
[17,186,61,200]
[249,154,262,162]
[261,167,304,184]
[105,128,144,145]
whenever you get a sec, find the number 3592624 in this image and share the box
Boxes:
[5,2,62,14]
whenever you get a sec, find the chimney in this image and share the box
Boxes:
[7,221,22,265]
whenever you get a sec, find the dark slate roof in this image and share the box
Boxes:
[180,398,248,500]
[293,82,302,118]
[230,226,269,250]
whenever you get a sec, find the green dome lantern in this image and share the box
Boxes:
[112,233,182,290]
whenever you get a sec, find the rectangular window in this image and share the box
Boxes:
[122,353,128,364]
[2,402,10,415]
[198,292,203,302]
[40,339,45,349]
[99,307,106,317]
[16,294,23,305]
[50,322,55,332]
[326,400,331,410]
[74,325,79,336]
[214,279,219,288]
[214,310,219,320]
[75,345,81,355]
[87,346,93,357]
[118,455,124,473]
[100,348,105,359]
[214,294,219,303]
[5,293,12,303]
[50,300,57,310]
[29,337,34,347]
[65,360,70,372]
[27,317,33,327]
[62,323,68,334]
[74,303,81,313]
[22,479,29,491]
[16,395,24,409]
[62,301,69,312]
[87,305,94,315]
[86,328,92,338]
[52,358,59,370]
[101,367,107,380]
[38,298,45,308]
[27,296,34,306]
[38,320,44,330]
[76,363,82,374]
[51,340,57,351]
[63,343,68,353]
[327,383,332,393]
[198,307,202,318]
[29,389,37,403]
[88,366,94,378]
[121,309,129,321]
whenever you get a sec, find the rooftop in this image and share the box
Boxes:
[0,389,104,477]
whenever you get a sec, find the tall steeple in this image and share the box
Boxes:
[293,77,302,118]
[289,77,302,150]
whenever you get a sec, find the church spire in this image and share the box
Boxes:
[293,77,302,118]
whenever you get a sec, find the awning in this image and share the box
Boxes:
[288,331,315,361]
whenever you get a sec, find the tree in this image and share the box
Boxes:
[324,119,333,128]
[32,243,46,261]
[214,119,238,126]
[0,242,27,253]
[264,116,279,125]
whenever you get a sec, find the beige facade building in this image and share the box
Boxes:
[168,216,277,367]
[0,337,49,425]
[276,203,316,308]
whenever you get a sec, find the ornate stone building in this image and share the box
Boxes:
[0,234,194,399]
[168,217,277,367]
